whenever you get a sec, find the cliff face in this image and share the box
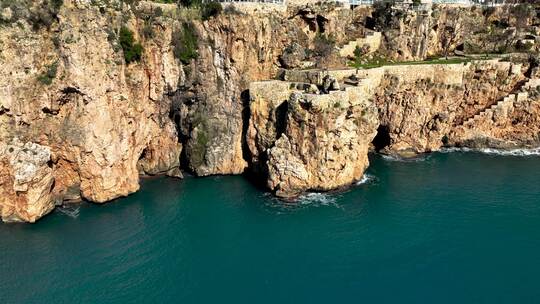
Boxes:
[374,61,530,154]
[247,80,378,198]
[260,60,540,159]
[374,4,540,61]
[173,4,377,176]
[173,12,290,176]
[0,0,183,221]
[0,140,54,222]
[1,0,348,221]
[1,0,539,222]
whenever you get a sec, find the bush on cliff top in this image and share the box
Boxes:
[119,26,143,64]
[178,0,201,7]
[177,0,222,21]
[200,2,222,21]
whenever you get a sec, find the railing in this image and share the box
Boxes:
[432,0,472,3]
[350,0,374,5]
[204,0,285,3]
[203,0,508,6]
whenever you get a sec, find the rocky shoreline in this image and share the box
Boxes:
[1,0,540,222]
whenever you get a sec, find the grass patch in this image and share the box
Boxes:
[350,56,472,69]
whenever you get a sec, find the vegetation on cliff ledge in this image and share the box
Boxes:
[37,62,58,85]
[119,26,143,64]
[173,22,199,64]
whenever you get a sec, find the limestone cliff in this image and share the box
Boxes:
[1,0,540,222]
[0,140,54,223]
[268,89,378,198]
[278,60,540,156]
[374,60,530,154]
[0,0,183,221]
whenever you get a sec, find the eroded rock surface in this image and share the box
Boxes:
[0,0,183,219]
[0,140,54,223]
[248,82,378,198]
[1,0,540,221]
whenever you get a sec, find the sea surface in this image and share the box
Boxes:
[1,151,540,303]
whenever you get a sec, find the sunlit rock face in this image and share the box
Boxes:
[248,82,379,198]
[0,140,54,223]
[0,0,183,221]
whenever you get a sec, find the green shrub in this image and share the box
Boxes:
[173,22,199,64]
[119,26,143,63]
[179,0,202,7]
[51,0,63,11]
[352,45,369,68]
[37,62,58,85]
[154,7,163,17]
[201,2,222,21]
[313,33,336,58]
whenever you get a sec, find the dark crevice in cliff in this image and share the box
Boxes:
[41,107,58,115]
[242,166,271,194]
[275,101,288,138]
[139,148,147,161]
[179,147,192,175]
[372,125,391,152]
[526,57,539,78]
[240,90,252,164]
[169,91,193,174]
[316,15,328,33]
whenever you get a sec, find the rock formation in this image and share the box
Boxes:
[0,0,539,222]
[0,0,183,212]
[267,90,378,198]
[247,75,379,198]
[0,139,54,222]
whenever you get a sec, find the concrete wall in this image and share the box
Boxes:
[219,2,287,13]
[283,60,519,89]
[339,32,382,58]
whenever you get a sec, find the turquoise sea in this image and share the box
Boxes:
[1,151,540,303]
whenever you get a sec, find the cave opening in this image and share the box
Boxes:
[365,17,375,31]
[275,101,288,138]
[138,148,148,161]
[372,125,391,152]
[316,15,327,33]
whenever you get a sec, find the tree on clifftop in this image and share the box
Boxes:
[439,10,470,60]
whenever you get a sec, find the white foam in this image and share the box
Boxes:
[57,204,80,218]
[298,192,337,207]
[356,174,375,185]
[440,147,540,156]
[381,154,430,162]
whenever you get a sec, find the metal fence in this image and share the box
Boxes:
[350,0,374,5]
[203,0,285,3]
[202,0,508,6]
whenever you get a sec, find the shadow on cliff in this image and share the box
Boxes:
[239,89,271,193]
[372,125,391,152]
